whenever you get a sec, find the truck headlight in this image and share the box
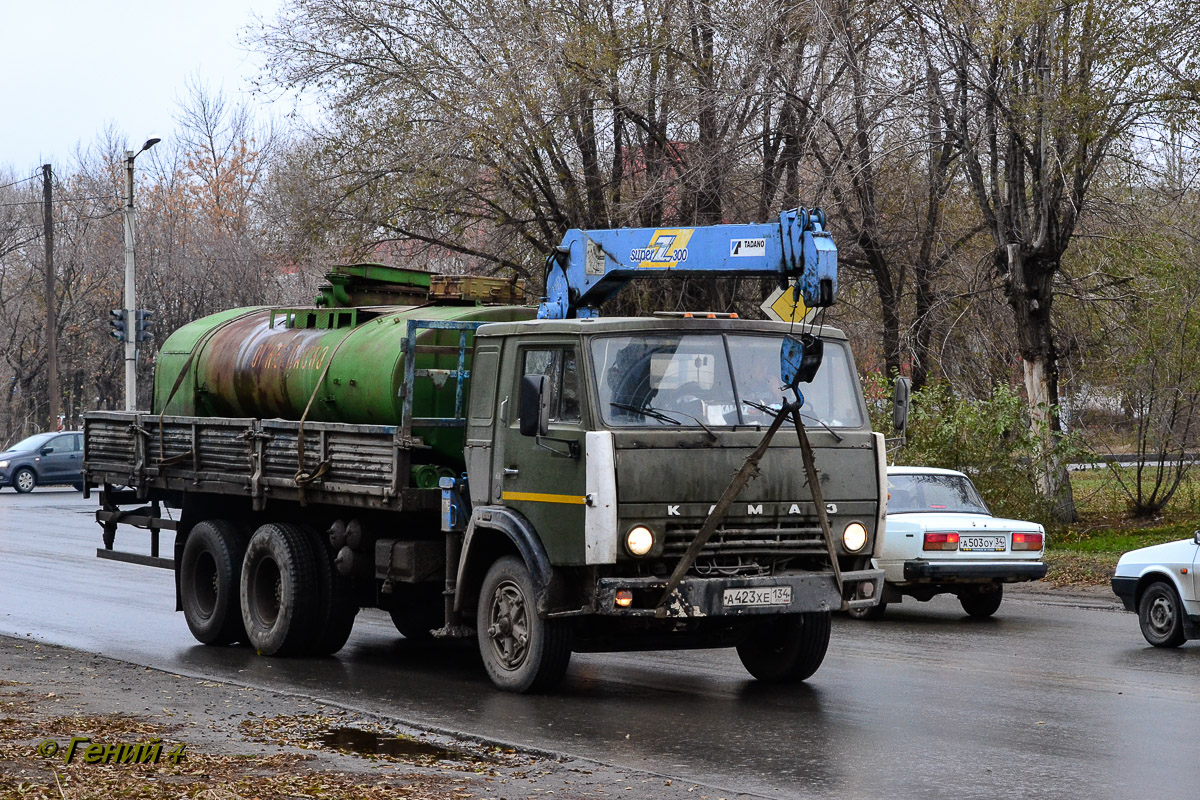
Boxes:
[842,522,868,553]
[625,525,654,556]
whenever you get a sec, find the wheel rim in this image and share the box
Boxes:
[1148,594,1175,635]
[250,557,282,626]
[192,551,218,619]
[16,471,33,492]
[486,580,530,671]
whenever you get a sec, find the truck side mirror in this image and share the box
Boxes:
[892,377,911,433]
[519,374,550,437]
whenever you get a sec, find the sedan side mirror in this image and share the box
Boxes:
[1193,530,1200,546]
[892,377,912,433]
[40,447,53,456]
[519,374,550,437]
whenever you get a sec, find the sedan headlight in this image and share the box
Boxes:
[842,522,868,553]
[625,525,654,556]
[0,460,8,469]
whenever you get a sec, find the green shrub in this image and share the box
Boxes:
[867,377,1077,528]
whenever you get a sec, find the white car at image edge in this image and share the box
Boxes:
[1112,534,1200,647]
[849,466,1047,620]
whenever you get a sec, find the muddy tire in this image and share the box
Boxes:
[12,467,36,493]
[306,526,358,656]
[736,612,831,683]
[240,523,320,656]
[180,520,248,645]
[960,584,1003,619]
[477,556,572,693]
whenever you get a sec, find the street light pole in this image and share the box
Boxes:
[121,137,159,411]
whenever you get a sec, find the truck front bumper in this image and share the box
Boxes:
[592,568,884,618]
[902,560,1047,582]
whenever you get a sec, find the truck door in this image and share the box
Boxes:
[498,344,588,565]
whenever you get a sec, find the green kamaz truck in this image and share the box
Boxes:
[84,209,893,692]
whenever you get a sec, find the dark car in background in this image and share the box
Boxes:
[0,431,84,493]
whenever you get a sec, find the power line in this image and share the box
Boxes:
[0,193,120,208]
[0,173,41,191]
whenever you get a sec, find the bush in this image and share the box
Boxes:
[867,377,1076,528]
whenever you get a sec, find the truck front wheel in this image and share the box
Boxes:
[736,612,831,683]
[180,520,248,645]
[476,556,572,693]
[240,523,320,656]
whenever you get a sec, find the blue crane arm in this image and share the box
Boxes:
[537,207,837,319]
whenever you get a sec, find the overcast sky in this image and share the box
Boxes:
[1,0,297,173]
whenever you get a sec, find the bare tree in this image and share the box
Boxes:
[916,0,1200,520]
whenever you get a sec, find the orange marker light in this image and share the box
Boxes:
[615,590,633,608]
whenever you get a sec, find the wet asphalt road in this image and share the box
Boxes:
[2,489,1198,799]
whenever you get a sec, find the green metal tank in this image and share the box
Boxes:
[153,301,535,466]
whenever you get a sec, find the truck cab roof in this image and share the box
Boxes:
[474,316,849,340]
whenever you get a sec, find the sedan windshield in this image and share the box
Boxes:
[5,432,56,453]
[590,333,864,428]
[887,473,990,515]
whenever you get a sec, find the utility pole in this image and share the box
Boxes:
[123,151,137,411]
[42,164,57,430]
[121,137,160,411]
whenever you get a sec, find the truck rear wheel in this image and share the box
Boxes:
[477,556,572,693]
[305,526,358,656]
[736,612,831,683]
[240,523,321,656]
[180,520,247,645]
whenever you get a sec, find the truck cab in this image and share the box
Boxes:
[455,316,885,689]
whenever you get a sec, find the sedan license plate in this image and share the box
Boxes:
[723,586,792,608]
[960,535,1006,552]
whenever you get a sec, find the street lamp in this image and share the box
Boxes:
[122,137,160,411]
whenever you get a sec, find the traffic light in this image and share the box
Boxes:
[108,309,127,342]
[135,309,153,343]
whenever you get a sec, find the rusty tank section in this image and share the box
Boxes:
[153,264,533,466]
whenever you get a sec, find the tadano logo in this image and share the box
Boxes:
[631,229,694,267]
[730,237,766,257]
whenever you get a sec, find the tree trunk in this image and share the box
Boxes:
[1007,244,1077,522]
[912,262,935,391]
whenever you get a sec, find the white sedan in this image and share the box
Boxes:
[1112,535,1200,647]
[850,467,1047,620]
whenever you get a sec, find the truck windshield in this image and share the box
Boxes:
[887,473,990,515]
[590,333,864,428]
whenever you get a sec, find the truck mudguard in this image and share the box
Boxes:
[455,506,556,615]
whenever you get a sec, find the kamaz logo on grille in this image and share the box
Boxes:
[666,502,838,516]
[631,229,694,268]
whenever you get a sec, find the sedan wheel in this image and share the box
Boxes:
[1138,581,1186,648]
[13,468,36,494]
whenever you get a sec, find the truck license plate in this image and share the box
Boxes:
[960,535,1006,552]
[723,586,792,608]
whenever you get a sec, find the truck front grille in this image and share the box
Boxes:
[663,520,828,575]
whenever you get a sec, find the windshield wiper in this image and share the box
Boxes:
[741,400,843,442]
[610,401,681,425]
[653,407,719,440]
